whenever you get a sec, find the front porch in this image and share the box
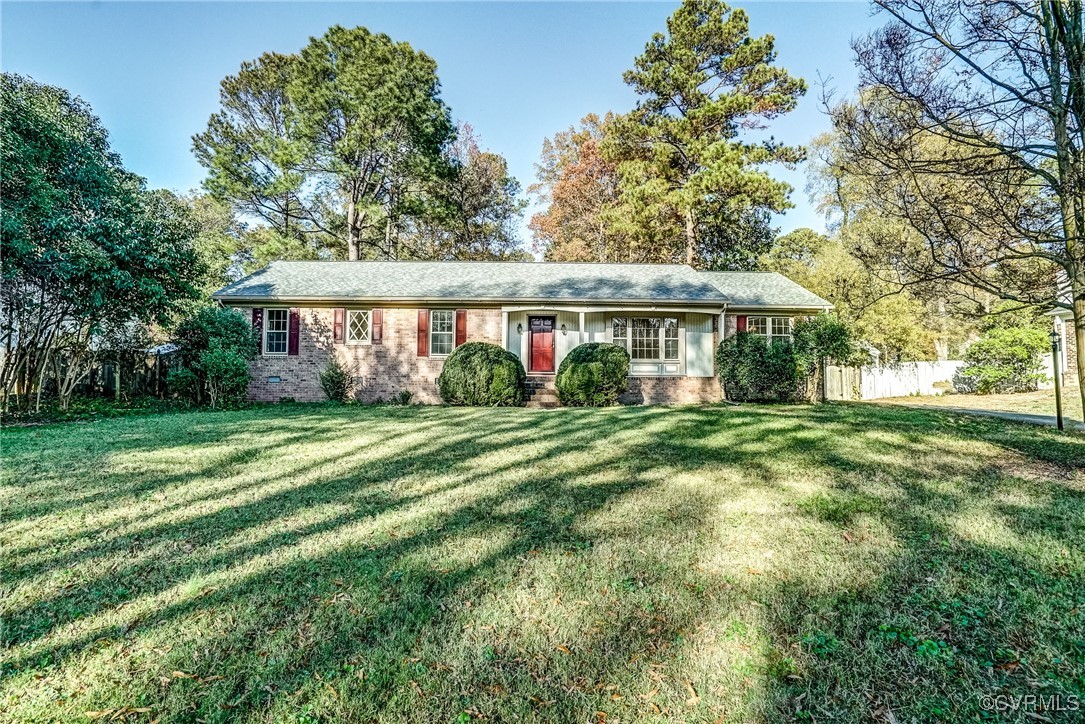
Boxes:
[500,305,723,402]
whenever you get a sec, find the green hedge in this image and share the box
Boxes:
[715,332,804,402]
[555,343,630,407]
[438,342,526,406]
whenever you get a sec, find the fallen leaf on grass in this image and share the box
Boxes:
[684,681,701,705]
[555,645,571,654]
[85,707,153,720]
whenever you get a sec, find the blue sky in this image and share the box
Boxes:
[3,1,878,245]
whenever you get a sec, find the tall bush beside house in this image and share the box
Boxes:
[717,315,857,402]
[716,332,768,401]
[955,326,1048,394]
[170,307,258,408]
[555,343,630,406]
[716,332,803,402]
[793,313,861,401]
[438,342,526,406]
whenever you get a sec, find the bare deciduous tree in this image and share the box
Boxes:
[828,0,1084,410]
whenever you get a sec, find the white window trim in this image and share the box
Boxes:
[748,316,793,345]
[345,309,372,346]
[611,316,680,362]
[429,309,455,358]
[264,307,289,356]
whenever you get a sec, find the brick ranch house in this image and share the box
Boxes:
[212,261,832,405]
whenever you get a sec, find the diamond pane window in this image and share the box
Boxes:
[347,310,370,344]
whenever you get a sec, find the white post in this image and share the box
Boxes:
[579,311,586,345]
[501,311,509,351]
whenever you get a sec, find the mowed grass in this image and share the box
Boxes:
[3,403,1084,723]
[878,387,1085,424]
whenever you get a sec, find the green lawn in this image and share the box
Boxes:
[877,387,1085,423]
[3,403,1084,722]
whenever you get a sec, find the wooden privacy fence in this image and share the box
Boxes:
[824,361,965,401]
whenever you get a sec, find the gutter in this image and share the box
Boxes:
[212,294,730,309]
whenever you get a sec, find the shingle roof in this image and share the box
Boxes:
[212,261,831,309]
[698,271,833,309]
[213,261,728,305]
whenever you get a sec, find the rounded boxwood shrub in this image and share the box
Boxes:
[438,342,526,406]
[555,343,630,407]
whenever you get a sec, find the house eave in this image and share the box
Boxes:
[724,304,834,313]
[213,294,729,308]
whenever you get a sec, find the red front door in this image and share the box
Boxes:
[529,316,555,373]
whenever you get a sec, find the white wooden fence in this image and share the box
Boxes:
[824,361,965,401]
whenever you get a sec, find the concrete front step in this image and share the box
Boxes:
[524,376,559,408]
[528,391,558,401]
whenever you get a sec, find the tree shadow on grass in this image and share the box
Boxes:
[2,402,1083,722]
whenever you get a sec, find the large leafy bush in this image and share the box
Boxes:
[438,342,526,406]
[717,314,858,403]
[716,332,805,402]
[555,343,630,407]
[170,306,257,407]
[955,326,1048,394]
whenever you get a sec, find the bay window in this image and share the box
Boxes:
[612,316,679,361]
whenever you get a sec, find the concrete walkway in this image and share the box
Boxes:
[881,402,1085,431]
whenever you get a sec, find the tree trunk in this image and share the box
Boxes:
[346,199,360,261]
[384,216,393,260]
[1072,271,1085,420]
[684,208,696,266]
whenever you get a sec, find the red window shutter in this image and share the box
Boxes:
[288,308,300,356]
[455,309,467,347]
[333,308,345,343]
[252,308,263,355]
[736,315,748,333]
[417,309,429,357]
[372,309,383,345]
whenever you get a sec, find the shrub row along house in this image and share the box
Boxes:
[212,261,831,404]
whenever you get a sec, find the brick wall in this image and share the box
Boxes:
[620,376,722,405]
[236,306,503,403]
[232,303,728,405]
